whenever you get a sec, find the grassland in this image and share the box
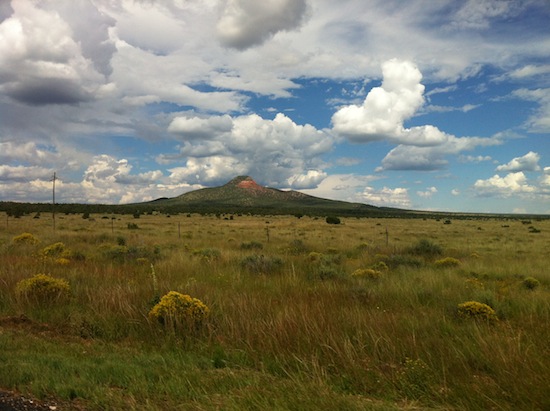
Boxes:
[0,212,549,410]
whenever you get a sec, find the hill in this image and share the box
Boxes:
[143,176,391,216]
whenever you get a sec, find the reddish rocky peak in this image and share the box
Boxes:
[226,176,268,193]
[237,178,262,190]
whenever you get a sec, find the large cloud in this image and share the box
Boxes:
[332,59,451,147]
[496,151,541,172]
[164,112,333,188]
[217,0,308,50]
[473,172,536,197]
[332,59,504,171]
[0,0,113,106]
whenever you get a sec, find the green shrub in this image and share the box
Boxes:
[457,301,498,322]
[434,257,461,268]
[325,216,341,225]
[407,239,443,257]
[16,274,70,305]
[396,358,434,399]
[240,241,263,250]
[12,233,39,245]
[148,291,209,330]
[522,277,540,290]
[287,239,309,255]
[307,252,324,262]
[192,248,221,261]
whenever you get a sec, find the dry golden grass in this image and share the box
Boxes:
[0,212,549,410]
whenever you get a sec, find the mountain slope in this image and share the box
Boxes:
[146,176,386,215]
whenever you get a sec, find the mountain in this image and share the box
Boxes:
[144,176,394,216]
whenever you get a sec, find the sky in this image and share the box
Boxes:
[0,0,549,214]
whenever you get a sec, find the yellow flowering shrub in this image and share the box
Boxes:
[149,291,209,330]
[16,274,70,305]
[465,278,484,289]
[42,242,66,257]
[352,268,381,279]
[12,232,39,245]
[457,301,498,322]
[55,257,71,266]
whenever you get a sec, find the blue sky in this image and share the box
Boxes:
[0,0,549,214]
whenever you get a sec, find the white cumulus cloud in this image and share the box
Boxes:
[361,186,411,208]
[165,112,333,187]
[417,187,438,198]
[496,151,541,172]
[473,172,536,197]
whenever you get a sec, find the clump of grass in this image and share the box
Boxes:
[457,301,498,322]
[434,257,461,268]
[240,241,263,250]
[148,291,209,331]
[371,261,389,271]
[287,239,309,255]
[192,248,221,261]
[465,278,484,289]
[16,274,71,305]
[522,277,540,290]
[351,268,382,280]
[240,254,284,275]
[396,358,434,399]
[307,251,323,262]
[387,254,423,269]
[12,232,39,245]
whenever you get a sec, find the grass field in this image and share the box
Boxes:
[0,212,549,410]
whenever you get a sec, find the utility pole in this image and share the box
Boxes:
[52,172,56,231]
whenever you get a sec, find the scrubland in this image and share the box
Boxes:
[0,212,549,410]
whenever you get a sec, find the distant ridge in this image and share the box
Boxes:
[144,175,389,216]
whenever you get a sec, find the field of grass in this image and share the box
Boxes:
[0,212,549,410]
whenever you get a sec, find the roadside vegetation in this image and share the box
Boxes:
[0,212,548,410]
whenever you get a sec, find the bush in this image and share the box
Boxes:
[12,233,39,245]
[396,358,434,399]
[408,239,443,257]
[326,216,341,225]
[42,242,66,257]
[287,239,309,255]
[192,248,221,261]
[307,252,323,262]
[351,268,381,280]
[522,277,540,290]
[434,257,461,268]
[240,241,263,250]
[371,261,389,271]
[457,301,498,322]
[16,274,70,305]
[148,291,209,330]
[241,255,283,275]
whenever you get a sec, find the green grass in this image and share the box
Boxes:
[0,213,549,410]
